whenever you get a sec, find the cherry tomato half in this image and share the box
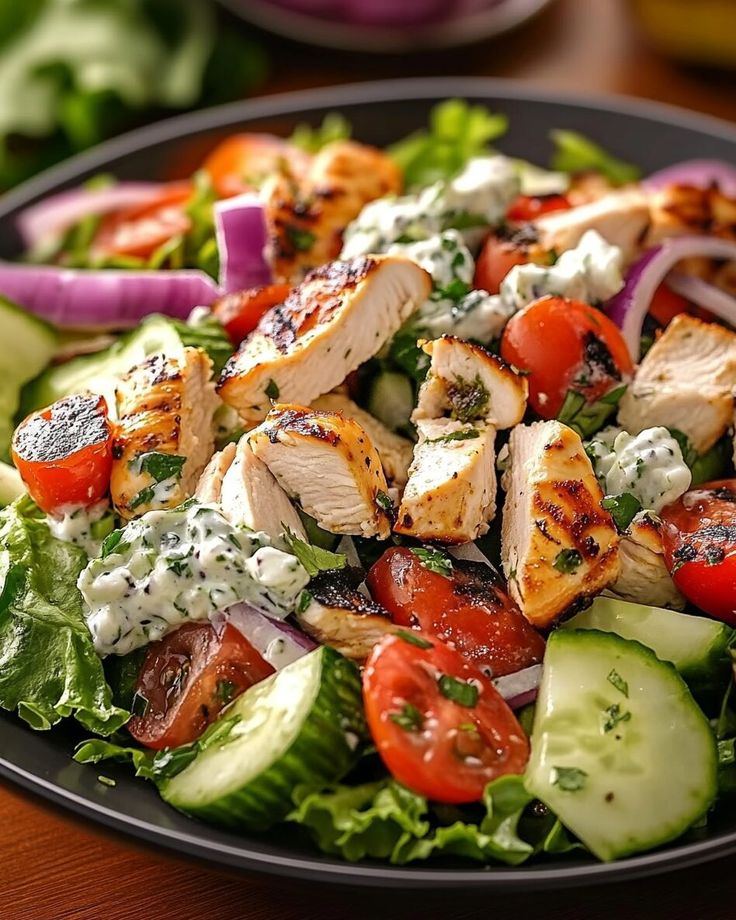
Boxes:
[212,283,292,345]
[91,181,193,262]
[202,133,310,198]
[127,621,274,750]
[660,480,736,625]
[12,394,113,514]
[363,633,529,803]
[473,234,529,294]
[500,295,634,418]
[367,547,545,678]
[506,193,571,223]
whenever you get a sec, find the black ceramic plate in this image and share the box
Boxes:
[2,78,736,890]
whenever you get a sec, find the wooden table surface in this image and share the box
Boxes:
[3,1,736,918]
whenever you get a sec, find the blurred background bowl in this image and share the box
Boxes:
[214,0,554,52]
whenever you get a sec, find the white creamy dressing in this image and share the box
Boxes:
[587,426,692,512]
[46,500,112,557]
[78,501,309,656]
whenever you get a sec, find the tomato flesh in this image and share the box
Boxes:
[202,133,310,198]
[91,182,193,262]
[500,295,634,418]
[473,234,528,294]
[212,283,292,345]
[11,394,113,514]
[661,479,736,625]
[363,633,529,803]
[366,547,545,678]
[506,193,571,223]
[128,621,274,750]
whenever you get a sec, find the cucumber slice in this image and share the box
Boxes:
[526,629,717,861]
[564,596,733,690]
[366,370,415,432]
[160,646,366,830]
[0,462,24,507]
[0,296,56,459]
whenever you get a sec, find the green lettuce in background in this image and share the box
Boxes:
[0,496,127,733]
[0,0,268,189]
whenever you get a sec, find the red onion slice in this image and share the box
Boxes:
[214,193,272,294]
[642,160,736,198]
[493,663,542,710]
[220,602,316,671]
[665,271,736,324]
[17,183,164,249]
[0,262,219,328]
[605,236,736,359]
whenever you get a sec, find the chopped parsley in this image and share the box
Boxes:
[603,703,631,733]
[389,702,424,732]
[375,490,394,513]
[395,629,433,650]
[296,590,312,614]
[552,765,588,792]
[285,224,316,252]
[265,378,280,400]
[282,525,347,578]
[216,679,238,705]
[446,374,489,423]
[426,428,481,445]
[553,548,582,574]
[607,669,629,698]
[601,493,642,533]
[410,546,453,577]
[438,674,479,708]
[128,485,155,511]
[130,451,186,483]
[101,529,127,559]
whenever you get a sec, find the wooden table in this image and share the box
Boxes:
[3,1,736,917]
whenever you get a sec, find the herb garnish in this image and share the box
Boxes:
[130,451,186,483]
[426,428,481,445]
[552,766,588,792]
[216,679,238,704]
[553,548,582,574]
[390,703,424,732]
[376,491,394,513]
[285,224,316,252]
[395,629,433,650]
[410,546,453,577]
[296,590,312,614]
[603,703,631,733]
[601,493,642,533]
[607,669,629,698]
[446,374,489,423]
[282,525,347,578]
[101,529,127,559]
[129,485,155,511]
[265,379,280,400]
[557,384,626,439]
[438,674,479,708]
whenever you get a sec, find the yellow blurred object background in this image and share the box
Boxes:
[632,0,736,68]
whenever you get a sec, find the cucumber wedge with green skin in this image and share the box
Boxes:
[564,596,733,690]
[366,370,415,432]
[526,629,717,862]
[0,296,56,459]
[160,646,366,831]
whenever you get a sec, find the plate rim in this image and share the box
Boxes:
[3,76,736,889]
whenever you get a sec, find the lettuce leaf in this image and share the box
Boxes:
[549,130,640,186]
[0,496,127,734]
[288,775,575,865]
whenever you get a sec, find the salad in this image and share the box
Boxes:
[2,99,736,867]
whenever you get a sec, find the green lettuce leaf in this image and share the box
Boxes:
[549,130,641,186]
[289,775,550,865]
[0,496,127,734]
[290,112,351,153]
[389,99,508,190]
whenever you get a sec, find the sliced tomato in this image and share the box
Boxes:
[363,632,529,803]
[366,547,545,678]
[648,282,692,327]
[500,295,634,418]
[11,394,113,514]
[212,283,292,345]
[91,181,193,262]
[660,480,736,625]
[473,234,529,294]
[506,193,571,223]
[127,621,274,750]
[202,133,310,198]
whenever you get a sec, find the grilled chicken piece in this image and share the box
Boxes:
[219,436,305,542]
[218,256,431,424]
[111,348,218,520]
[606,512,685,610]
[248,404,392,539]
[413,336,528,428]
[262,140,402,283]
[501,420,620,628]
[296,567,394,662]
[195,443,236,503]
[535,189,650,261]
[312,392,413,489]
[395,419,497,544]
[646,184,736,247]
[618,314,736,453]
